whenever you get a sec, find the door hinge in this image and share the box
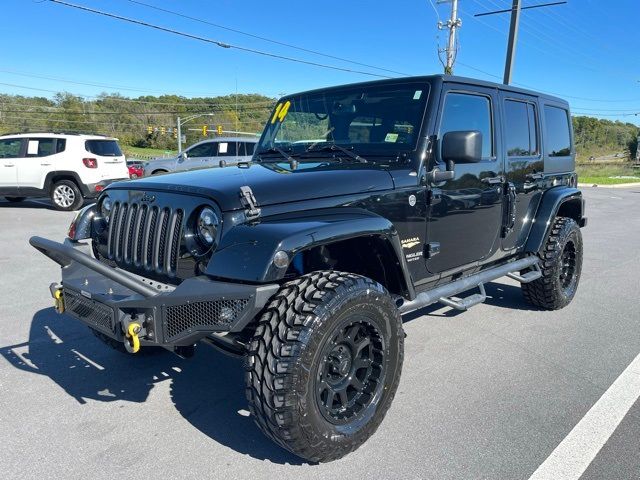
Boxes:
[239,185,261,221]
[426,188,442,206]
[424,242,441,258]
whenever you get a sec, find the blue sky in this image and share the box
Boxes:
[2,0,639,124]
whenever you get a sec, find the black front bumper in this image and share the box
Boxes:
[30,236,279,348]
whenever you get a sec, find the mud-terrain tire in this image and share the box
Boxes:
[4,196,26,202]
[50,179,83,211]
[245,271,404,463]
[522,217,583,310]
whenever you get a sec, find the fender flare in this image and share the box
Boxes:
[44,171,89,196]
[206,208,415,297]
[525,186,586,253]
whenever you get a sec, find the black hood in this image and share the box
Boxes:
[112,162,394,211]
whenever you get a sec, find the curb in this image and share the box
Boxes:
[578,182,640,189]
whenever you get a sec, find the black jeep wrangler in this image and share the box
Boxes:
[31,75,586,462]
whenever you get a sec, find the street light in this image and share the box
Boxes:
[176,113,215,153]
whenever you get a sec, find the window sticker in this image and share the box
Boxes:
[413,90,422,100]
[27,140,39,155]
[218,142,228,154]
[270,100,291,124]
[384,133,399,143]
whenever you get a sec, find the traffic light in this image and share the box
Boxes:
[216,125,223,135]
[147,126,153,134]
[202,125,208,137]
[160,126,166,136]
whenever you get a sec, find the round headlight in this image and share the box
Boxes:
[100,197,112,221]
[197,207,219,247]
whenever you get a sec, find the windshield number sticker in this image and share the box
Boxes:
[413,90,422,100]
[271,100,291,124]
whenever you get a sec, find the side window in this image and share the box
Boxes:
[0,138,22,158]
[544,105,571,157]
[56,139,66,153]
[26,138,56,157]
[187,143,215,157]
[439,92,493,159]
[504,100,538,156]
[244,142,255,155]
[217,142,237,156]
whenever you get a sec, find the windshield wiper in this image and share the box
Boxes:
[257,145,302,169]
[304,143,368,163]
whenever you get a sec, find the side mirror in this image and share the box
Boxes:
[442,130,482,164]
[178,152,187,162]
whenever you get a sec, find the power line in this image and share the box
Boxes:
[0,68,277,97]
[125,0,408,77]
[45,0,394,79]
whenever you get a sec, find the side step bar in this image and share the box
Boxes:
[399,256,539,314]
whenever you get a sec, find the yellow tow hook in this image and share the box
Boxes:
[53,289,65,314]
[124,322,141,354]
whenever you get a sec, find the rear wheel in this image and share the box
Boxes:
[4,197,25,202]
[522,217,583,310]
[50,180,83,211]
[245,271,404,462]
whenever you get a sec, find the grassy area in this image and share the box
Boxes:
[577,163,640,185]
[122,145,177,159]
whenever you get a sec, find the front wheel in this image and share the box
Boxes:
[245,271,404,463]
[50,180,83,211]
[522,216,583,310]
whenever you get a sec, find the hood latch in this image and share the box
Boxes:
[239,186,261,221]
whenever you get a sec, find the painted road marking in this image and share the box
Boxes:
[529,351,640,480]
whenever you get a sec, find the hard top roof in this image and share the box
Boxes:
[284,74,569,106]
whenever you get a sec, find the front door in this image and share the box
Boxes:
[426,86,504,274]
[0,138,22,190]
[181,142,216,171]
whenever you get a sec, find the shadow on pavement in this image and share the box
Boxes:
[1,308,304,465]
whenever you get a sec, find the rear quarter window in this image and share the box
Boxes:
[544,106,571,157]
[85,140,122,156]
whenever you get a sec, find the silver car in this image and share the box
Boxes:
[143,137,258,176]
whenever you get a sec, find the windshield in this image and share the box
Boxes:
[258,81,429,156]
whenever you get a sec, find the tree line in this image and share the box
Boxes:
[0,92,276,151]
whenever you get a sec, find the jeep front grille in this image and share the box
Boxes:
[107,201,184,277]
[164,299,250,340]
[64,288,115,333]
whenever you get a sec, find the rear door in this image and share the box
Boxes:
[85,139,128,180]
[213,141,240,166]
[0,138,22,190]
[499,92,545,251]
[17,137,58,189]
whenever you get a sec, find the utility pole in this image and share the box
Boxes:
[474,1,566,84]
[438,0,461,75]
[503,0,522,85]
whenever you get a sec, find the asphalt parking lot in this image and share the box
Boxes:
[1,187,639,480]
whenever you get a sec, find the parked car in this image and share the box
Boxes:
[143,137,258,176]
[0,133,128,210]
[31,75,586,462]
[126,161,144,179]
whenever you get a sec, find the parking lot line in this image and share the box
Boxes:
[528,351,640,480]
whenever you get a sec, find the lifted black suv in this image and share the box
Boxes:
[31,75,586,462]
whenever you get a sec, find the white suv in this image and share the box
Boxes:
[0,133,129,210]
